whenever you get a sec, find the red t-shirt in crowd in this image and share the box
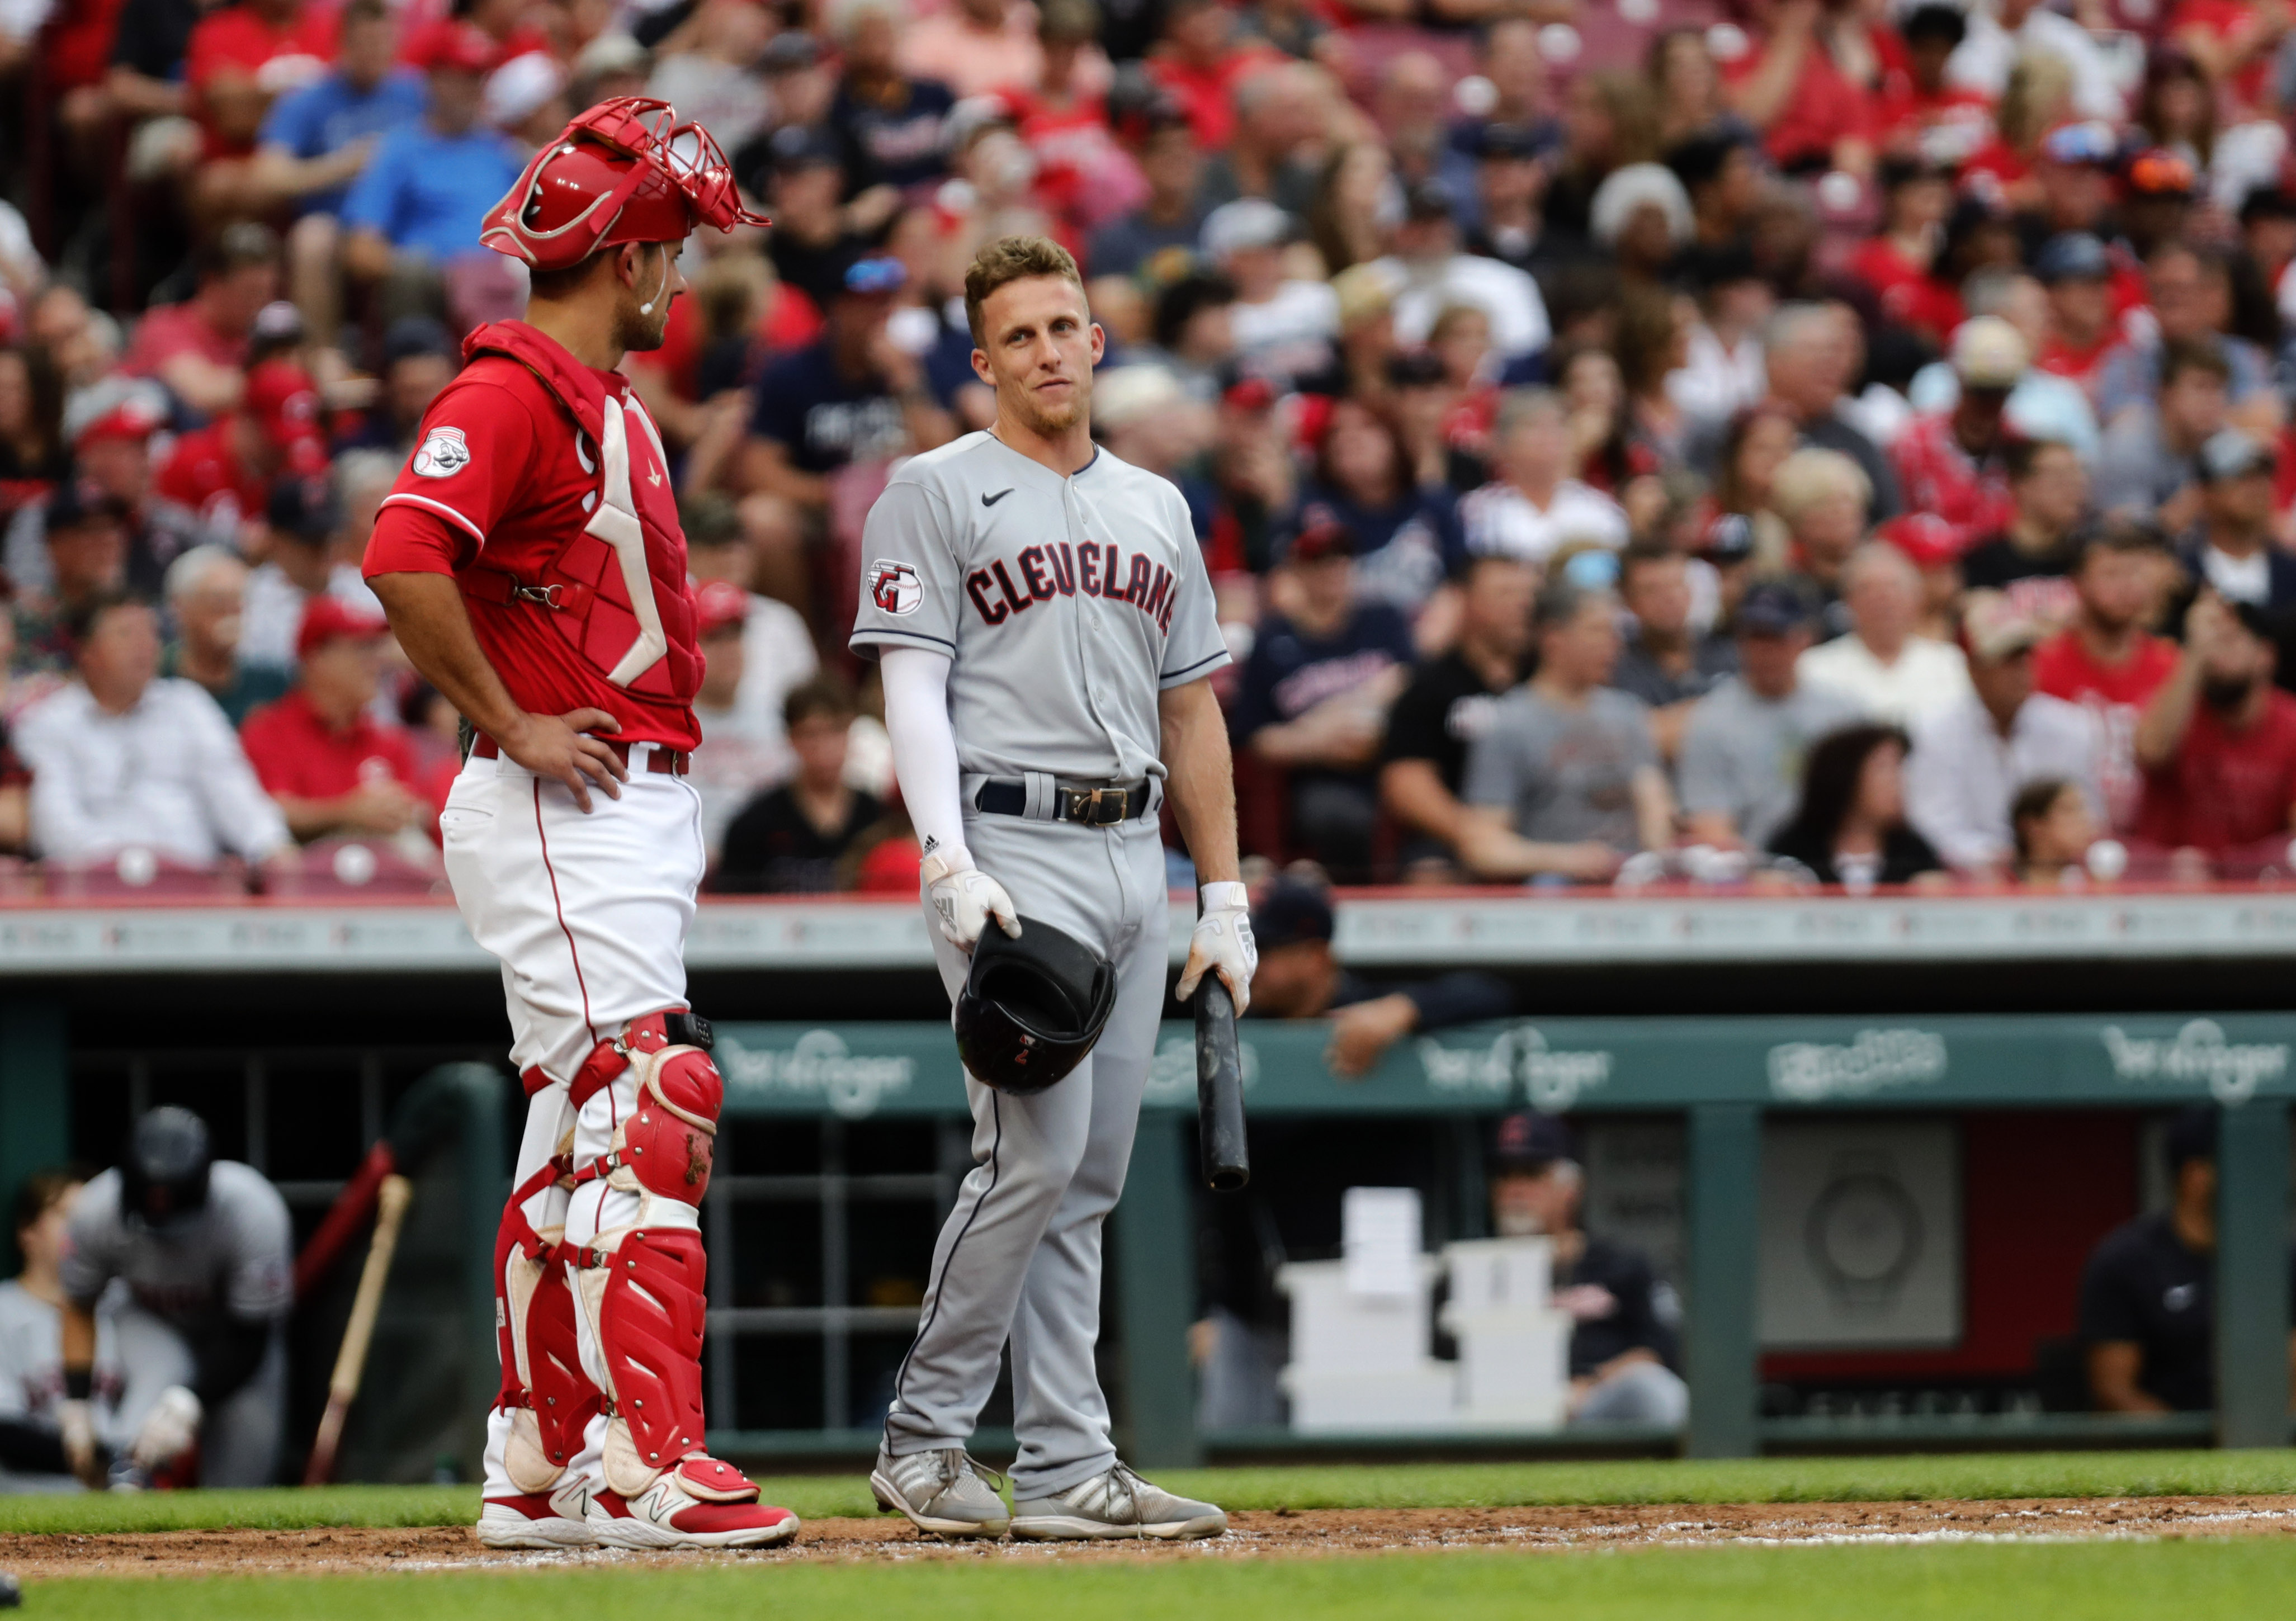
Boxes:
[186,2,338,157]
[240,688,424,802]
[154,420,266,535]
[2033,628,2179,831]
[1725,29,1893,171]
[364,324,703,750]
[2169,0,2275,111]
[1888,412,2015,549]
[1145,45,1282,150]
[2135,686,2296,854]
[124,301,248,381]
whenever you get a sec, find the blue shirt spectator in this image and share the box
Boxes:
[256,0,425,218]
[340,34,522,263]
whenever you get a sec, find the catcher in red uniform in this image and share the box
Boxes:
[362,98,796,1551]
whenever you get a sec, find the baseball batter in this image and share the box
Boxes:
[363,98,794,1550]
[851,236,1255,1540]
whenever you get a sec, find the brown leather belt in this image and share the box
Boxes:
[471,734,691,776]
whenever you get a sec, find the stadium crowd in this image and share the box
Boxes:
[7,0,2296,891]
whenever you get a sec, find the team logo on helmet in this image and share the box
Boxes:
[412,427,472,479]
[870,559,922,616]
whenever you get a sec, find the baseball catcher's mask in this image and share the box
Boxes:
[955,916,1117,1095]
[481,96,769,272]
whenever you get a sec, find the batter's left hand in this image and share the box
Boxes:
[1177,881,1255,1014]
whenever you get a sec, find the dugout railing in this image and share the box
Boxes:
[1,887,2293,1472]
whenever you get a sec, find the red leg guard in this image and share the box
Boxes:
[592,1227,710,1482]
[622,1048,722,1207]
[493,1183,602,1486]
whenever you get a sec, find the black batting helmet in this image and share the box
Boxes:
[955,917,1116,1095]
[121,1107,212,1230]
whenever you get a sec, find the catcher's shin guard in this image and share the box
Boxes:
[493,1149,602,1493]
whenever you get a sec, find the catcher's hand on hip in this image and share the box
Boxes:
[922,852,1020,951]
[1177,881,1256,1014]
[131,1384,202,1472]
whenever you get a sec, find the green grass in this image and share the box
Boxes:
[21,1542,2296,1621]
[7,1450,2296,1537]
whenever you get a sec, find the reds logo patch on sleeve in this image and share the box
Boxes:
[411,427,472,479]
[870,559,922,616]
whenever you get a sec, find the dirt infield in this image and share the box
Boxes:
[8,1495,2296,1578]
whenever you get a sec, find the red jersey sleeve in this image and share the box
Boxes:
[367,379,543,575]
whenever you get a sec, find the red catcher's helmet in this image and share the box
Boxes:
[480,96,768,273]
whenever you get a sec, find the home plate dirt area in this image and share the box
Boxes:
[11,1496,2296,1577]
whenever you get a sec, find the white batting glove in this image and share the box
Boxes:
[922,852,1021,952]
[59,1397,98,1485]
[131,1385,201,1472]
[1177,881,1256,1014]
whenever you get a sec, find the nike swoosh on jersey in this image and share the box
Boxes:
[982,488,1014,507]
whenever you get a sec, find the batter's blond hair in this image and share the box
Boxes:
[964,236,1086,346]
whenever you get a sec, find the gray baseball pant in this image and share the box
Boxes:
[882,805,1169,1499]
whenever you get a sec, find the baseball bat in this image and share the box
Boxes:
[303,1174,413,1486]
[1195,977,1250,1192]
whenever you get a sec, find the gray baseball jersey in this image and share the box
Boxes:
[848,432,1230,782]
[60,1162,292,1331]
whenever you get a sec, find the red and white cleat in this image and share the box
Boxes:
[476,1480,599,1548]
[587,1457,800,1549]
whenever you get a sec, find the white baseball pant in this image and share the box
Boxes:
[438,744,707,1500]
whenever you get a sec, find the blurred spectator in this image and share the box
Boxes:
[650,0,778,155]
[2032,232,2119,396]
[1200,61,1322,219]
[161,546,286,726]
[2132,594,2296,871]
[742,254,955,528]
[2011,776,2101,886]
[121,224,278,418]
[719,673,884,893]
[1372,179,1551,365]
[1670,252,1773,427]
[39,378,191,600]
[1958,438,2090,624]
[1090,102,1206,281]
[1233,519,1414,879]
[1888,316,2027,549]
[0,345,66,523]
[1948,0,2124,122]
[1460,389,1629,565]
[2094,339,2230,529]
[0,1168,112,1491]
[687,580,795,857]
[1768,445,1870,635]
[1905,592,2101,874]
[2034,523,2181,832]
[15,483,131,675]
[2094,243,2273,433]
[182,0,340,224]
[1201,199,1336,387]
[2079,1107,2296,1413]
[17,592,291,866]
[1679,581,1864,851]
[60,1108,293,1488]
[238,597,426,843]
[1462,124,1561,282]
[154,356,326,550]
[1144,0,1282,152]
[1589,163,1693,286]
[1797,544,1973,729]
[334,317,457,459]
[1750,304,1901,521]
[1610,543,1737,761]
[1766,722,1943,891]
[684,495,820,787]
[1141,273,1241,400]
[339,22,525,326]
[1486,1113,1685,1429]
[759,126,876,314]
[240,472,382,673]
[1379,554,1536,880]
[249,0,424,346]
[2177,428,2296,613]
[826,0,958,193]
[1879,512,1966,644]
[1292,396,1463,623]
[1245,877,1510,1079]
[1458,579,1671,883]
[1305,140,1391,280]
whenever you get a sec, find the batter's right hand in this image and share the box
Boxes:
[922,852,1020,952]
[501,709,628,812]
